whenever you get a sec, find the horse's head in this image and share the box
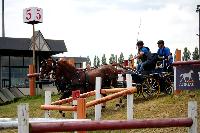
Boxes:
[97,64,118,88]
[40,58,56,79]
[54,60,87,97]
[55,60,77,80]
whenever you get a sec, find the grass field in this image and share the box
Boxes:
[0,90,199,133]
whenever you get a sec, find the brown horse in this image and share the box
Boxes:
[58,60,118,95]
[40,58,119,98]
[40,58,127,117]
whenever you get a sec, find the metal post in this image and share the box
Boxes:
[2,0,5,37]
[199,9,200,59]
[32,24,36,66]
[196,5,200,58]
[31,24,36,96]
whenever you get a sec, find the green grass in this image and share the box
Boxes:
[0,90,200,133]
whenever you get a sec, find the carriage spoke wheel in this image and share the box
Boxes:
[163,76,173,95]
[134,84,143,98]
[144,77,160,98]
[141,79,154,99]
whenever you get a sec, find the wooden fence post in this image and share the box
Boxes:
[45,91,51,118]
[174,49,181,95]
[188,101,197,133]
[72,90,80,119]
[95,77,102,120]
[77,98,86,133]
[18,103,29,133]
[126,74,133,120]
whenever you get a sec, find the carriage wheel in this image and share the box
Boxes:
[133,84,143,98]
[163,75,173,95]
[144,77,160,97]
[141,79,155,99]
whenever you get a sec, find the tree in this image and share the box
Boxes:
[182,47,191,61]
[109,54,115,64]
[101,54,107,65]
[93,55,97,67]
[118,52,124,64]
[192,47,199,60]
[96,56,100,67]
[86,56,91,65]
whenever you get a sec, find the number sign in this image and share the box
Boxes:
[23,7,43,24]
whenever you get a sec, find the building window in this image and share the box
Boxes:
[10,56,23,66]
[1,56,9,87]
[11,67,29,88]
[24,57,32,66]
[1,67,9,87]
[0,56,30,88]
[1,56,9,66]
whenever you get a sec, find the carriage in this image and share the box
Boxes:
[39,55,174,101]
[117,55,174,99]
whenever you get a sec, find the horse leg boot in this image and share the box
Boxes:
[115,98,122,110]
[115,96,126,110]
[101,94,107,109]
[58,92,70,118]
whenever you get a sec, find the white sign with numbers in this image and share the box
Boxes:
[23,7,43,24]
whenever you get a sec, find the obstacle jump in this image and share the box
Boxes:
[1,101,197,133]
[41,75,135,120]
[41,88,135,111]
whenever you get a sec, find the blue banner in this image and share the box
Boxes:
[176,65,200,90]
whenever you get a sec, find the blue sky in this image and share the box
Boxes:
[0,0,199,63]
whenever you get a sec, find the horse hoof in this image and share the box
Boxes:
[102,105,106,109]
[114,106,120,111]
[121,103,125,108]
[115,104,120,107]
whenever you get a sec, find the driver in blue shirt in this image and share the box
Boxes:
[157,40,172,70]
[134,40,152,73]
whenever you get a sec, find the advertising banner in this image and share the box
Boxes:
[176,65,200,90]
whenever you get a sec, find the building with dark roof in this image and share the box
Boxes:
[0,30,67,88]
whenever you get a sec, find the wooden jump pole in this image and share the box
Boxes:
[86,87,136,108]
[51,88,133,105]
[41,104,76,111]
[34,101,198,133]
[101,88,134,94]
[30,118,193,132]
[51,91,96,105]
[41,87,136,112]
